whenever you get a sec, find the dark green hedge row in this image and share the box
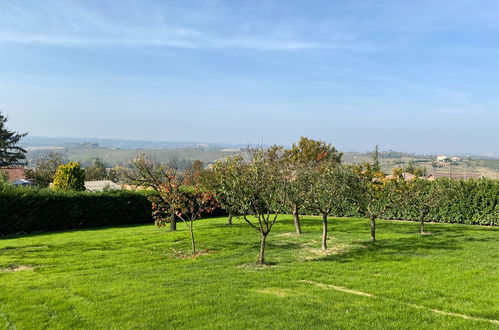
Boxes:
[345,178,499,226]
[0,186,153,235]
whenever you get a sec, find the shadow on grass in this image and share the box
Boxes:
[310,234,464,263]
[0,217,231,241]
[0,222,152,240]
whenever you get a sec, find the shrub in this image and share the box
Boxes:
[52,162,85,191]
[344,178,499,226]
[0,186,153,235]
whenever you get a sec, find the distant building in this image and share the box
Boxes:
[451,156,462,162]
[426,173,483,180]
[437,155,449,162]
[84,180,121,192]
[0,167,29,183]
[385,172,418,181]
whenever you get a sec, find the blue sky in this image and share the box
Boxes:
[0,0,498,154]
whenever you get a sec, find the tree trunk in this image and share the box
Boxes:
[322,214,328,250]
[292,204,302,234]
[258,233,267,265]
[189,220,196,253]
[227,214,233,225]
[170,214,177,231]
[370,216,376,242]
[420,216,425,234]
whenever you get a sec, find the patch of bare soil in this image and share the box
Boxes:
[237,263,278,271]
[299,243,350,261]
[170,248,215,259]
[0,265,34,272]
[276,232,299,237]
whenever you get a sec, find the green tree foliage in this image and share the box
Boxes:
[304,163,364,250]
[25,153,63,187]
[214,147,289,264]
[283,137,343,234]
[107,166,122,183]
[0,111,27,166]
[372,144,381,172]
[284,164,311,234]
[355,164,405,242]
[285,136,343,165]
[207,157,243,225]
[52,162,86,191]
[403,178,446,234]
[0,169,8,186]
[85,158,108,181]
[403,160,427,177]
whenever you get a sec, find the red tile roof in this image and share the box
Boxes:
[0,167,26,182]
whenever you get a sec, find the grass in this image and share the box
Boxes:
[1,216,498,329]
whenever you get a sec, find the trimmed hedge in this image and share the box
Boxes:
[2,177,496,236]
[391,179,498,226]
[0,186,153,235]
[344,178,499,226]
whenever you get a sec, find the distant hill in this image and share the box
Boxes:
[20,136,499,178]
[22,136,246,150]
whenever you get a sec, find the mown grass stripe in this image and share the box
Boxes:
[300,280,499,326]
[299,280,374,297]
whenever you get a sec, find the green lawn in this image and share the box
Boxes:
[1,216,498,329]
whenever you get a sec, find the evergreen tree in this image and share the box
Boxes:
[0,112,27,166]
[372,144,381,172]
[85,158,108,180]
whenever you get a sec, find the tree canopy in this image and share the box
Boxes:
[213,147,289,264]
[284,136,342,166]
[52,162,86,191]
[85,158,108,181]
[25,153,63,187]
[0,111,27,166]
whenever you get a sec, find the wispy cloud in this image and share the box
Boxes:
[0,31,328,51]
[0,1,350,51]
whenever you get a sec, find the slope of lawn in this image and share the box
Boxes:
[1,216,498,329]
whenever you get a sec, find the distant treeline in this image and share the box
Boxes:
[378,150,432,159]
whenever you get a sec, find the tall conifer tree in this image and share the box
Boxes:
[0,112,27,166]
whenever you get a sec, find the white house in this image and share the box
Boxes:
[84,180,121,192]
